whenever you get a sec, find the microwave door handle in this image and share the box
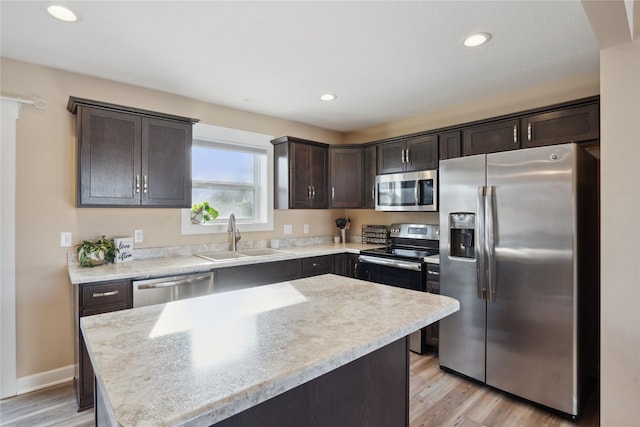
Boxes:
[476,186,487,300]
[415,182,419,206]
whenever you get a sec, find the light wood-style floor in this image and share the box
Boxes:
[1,352,598,427]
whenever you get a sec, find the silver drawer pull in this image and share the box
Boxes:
[428,270,440,275]
[92,290,119,298]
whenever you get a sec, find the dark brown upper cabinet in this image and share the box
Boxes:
[272,136,329,209]
[520,104,599,149]
[439,130,462,160]
[362,144,377,209]
[462,118,520,156]
[329,146,363,208]
[68,97,198,208]
[377,134,438,174]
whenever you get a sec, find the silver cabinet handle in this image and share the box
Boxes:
[332,186,335,200]
[311,186,315,199]
[371,185,375,202]
[307,186,311,199]
[527,123,532,141]
[513,125,518,144]
[406,148,410,164]
[93,290,119,298]
[427,270,440,275]
[143,175,148,194]
[135,175,140,193]
[401,149,406,163]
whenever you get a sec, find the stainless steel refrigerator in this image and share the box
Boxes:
[438,143,598,416]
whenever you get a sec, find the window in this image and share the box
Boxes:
[181,123,274,234]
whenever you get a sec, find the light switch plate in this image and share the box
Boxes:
[134,229,143,243]
[60,232,72,247]
[303,224,309,234]
[284,224,293,235]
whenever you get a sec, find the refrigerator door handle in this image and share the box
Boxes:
[486,185,496,302]
[476,186,487,300]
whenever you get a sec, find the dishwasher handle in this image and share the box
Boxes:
[135,273,213,290]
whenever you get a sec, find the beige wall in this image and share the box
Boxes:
[1,57,344,378]
[599,40,640,426]
[1,55,603,389]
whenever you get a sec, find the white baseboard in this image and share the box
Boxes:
[16,364,75,395]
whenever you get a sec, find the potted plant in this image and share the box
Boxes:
[76,235,118,267]
[191,201,219,224]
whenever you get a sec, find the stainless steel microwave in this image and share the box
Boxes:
[375,170,438,211]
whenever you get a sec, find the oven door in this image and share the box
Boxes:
[357,255,425,291]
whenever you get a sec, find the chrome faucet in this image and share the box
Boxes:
[228,213,241,252]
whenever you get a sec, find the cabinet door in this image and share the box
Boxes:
[142,118,192,207]
[78,107,142,206]
[215,259,302,293]
[302,255,334,277]
[290,143,313,208]
[405,134,438,171]
[521,104,599,148]
[463,119,520,156]
[309,144,328,209]
[362,145,377,209]
[439,130,462,160]
[377,141,406,174]
[330,147,363,208]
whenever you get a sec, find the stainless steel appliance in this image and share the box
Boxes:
[375,170,438,211]
[359,223,440,353]
[438,143,598,416]
[133,271,214,307]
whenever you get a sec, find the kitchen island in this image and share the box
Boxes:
[81,274,459,426]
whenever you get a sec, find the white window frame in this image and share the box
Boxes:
[181,123,274,235]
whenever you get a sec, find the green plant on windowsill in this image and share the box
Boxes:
[191,201,219,224]
[76,235,118,267]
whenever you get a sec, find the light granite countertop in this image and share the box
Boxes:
[81,274,459,427]
[68,243,377,285]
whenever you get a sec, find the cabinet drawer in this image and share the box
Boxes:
[81,280,131,311]
[302,256,334,277]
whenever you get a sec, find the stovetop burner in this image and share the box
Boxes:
[360,223,440,262]
[361,246,438,261]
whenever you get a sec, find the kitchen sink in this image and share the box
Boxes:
[195,251,248,261]
[237,248,289,257]
[195,248,289,262]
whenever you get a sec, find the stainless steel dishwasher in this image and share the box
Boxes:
[132,271,214,307]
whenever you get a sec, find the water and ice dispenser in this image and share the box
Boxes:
[449,213,476,259]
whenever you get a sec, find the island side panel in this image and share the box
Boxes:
[214,337,409,427]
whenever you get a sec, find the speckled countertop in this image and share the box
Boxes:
[81,274,459,427]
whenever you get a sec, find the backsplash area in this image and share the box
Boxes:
[67,235,356,266]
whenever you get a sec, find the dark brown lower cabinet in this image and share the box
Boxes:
[214,337,409,427]
[215,259,302,293]
[333,253,360,278]
[301,255,334,277]
[425,263,440,352]
[75,279,132,410]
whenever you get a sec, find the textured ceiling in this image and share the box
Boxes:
[0,1,599,132]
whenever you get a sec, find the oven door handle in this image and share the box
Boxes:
[358,255,423,271]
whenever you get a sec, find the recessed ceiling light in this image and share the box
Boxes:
[464,32,492,47]
[320,93,337,102]
[45,3,80,22]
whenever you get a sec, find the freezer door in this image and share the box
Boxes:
[438,154,487,382]
[485,144,578,415]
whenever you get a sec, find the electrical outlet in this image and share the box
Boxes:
[134,229,143,243]
[284,224,293,235]
[60,232,72,247]
[303,224,309,234]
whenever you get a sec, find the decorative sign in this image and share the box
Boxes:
[114,237,134,263]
